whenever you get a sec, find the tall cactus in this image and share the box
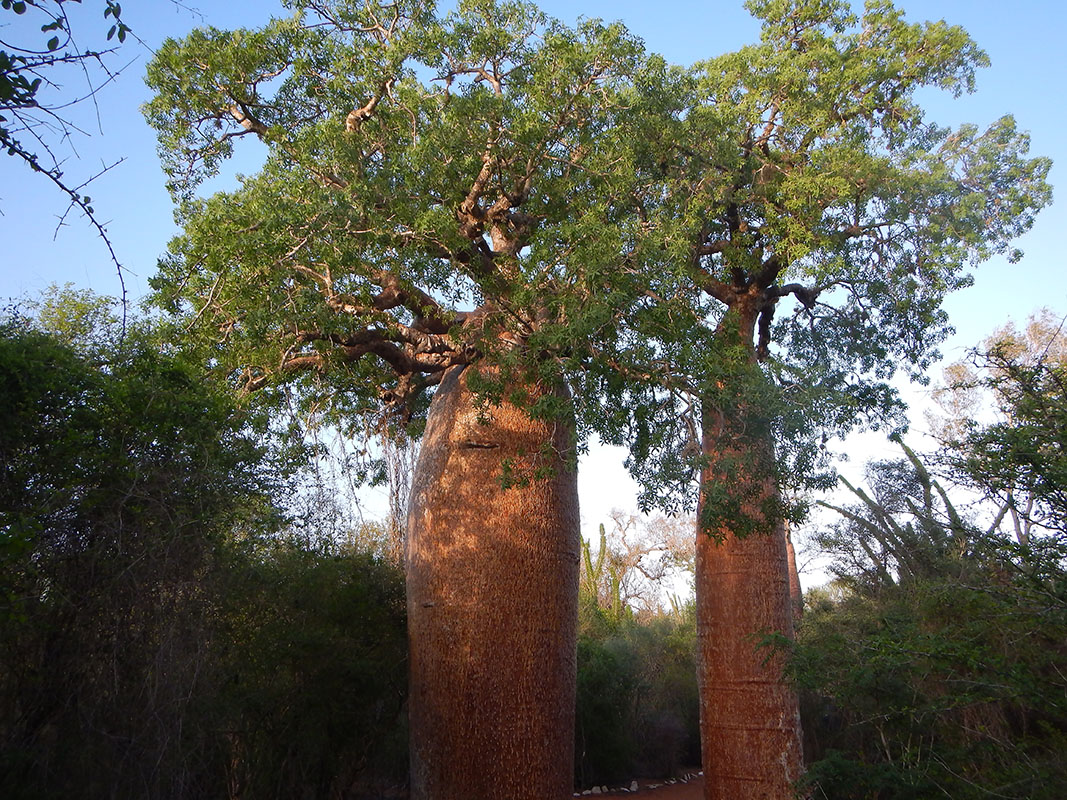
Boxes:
[579,523,626,623]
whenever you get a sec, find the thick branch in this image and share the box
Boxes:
[696,240,730,257]
[291,328,462,375]
[228,102,269,136]
[771,282,821,309]
[227,100,349,190]
[345,79,395,132]
[754,254,783,289]
[457,135,500,237]
[756,303,775,360]
[367,268,463,334]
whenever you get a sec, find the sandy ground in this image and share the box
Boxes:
[578,774,704,800]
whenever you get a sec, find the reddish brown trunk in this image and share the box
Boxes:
[785,521,804,621]
[696,449,804,798]
[696,306,803,800]
[406,365,580,800]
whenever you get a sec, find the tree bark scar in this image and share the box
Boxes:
[406,364,580,800]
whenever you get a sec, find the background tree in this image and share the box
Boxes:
[815,441,981,593]
[931,308,1067,543]
[794,439,1067,799]
[575,584,700,790]
[143,2,656,796]
[814,440,976,590]
[580,512,695,620]
[574,513,700,788]
[0,291,273,798]
[0,290,410,799]
[606,1,1052,796]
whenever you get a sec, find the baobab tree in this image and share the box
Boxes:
[144,2,1051,797]
[609,1,1052,797]
[144,1,655,798]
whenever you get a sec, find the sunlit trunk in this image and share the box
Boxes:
[785,521,804,621]
[696,311,804,800]
[406,364,580,800]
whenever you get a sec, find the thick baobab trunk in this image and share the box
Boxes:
[406,364,580,800]
[695,432,804,799]
[695,307,804,800]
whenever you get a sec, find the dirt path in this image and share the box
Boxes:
[577,774,704,800]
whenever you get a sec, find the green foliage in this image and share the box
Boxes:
[208,537,408,800]
[141,0,1051,535]
[795,568,1067,799]
[796,442,1067,799]
[947,310,1067,539]
[143,0,656,445]
[600,0,1052,521]
[21,283,126,359]
[0,307,275,797]
[0,295,408,799]
[575,603,700,788]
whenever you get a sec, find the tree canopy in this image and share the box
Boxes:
[144,0,1052,505]
[146,0,660,450]
[607,0,1051,518]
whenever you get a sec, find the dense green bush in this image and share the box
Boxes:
[0,314,271,798]
[574,595,699,788]
[209,539,408,800]
[793,444,1067,799]
[0,307,408,799]
[795,565,1067,799]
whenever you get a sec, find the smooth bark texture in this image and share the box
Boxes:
[406,365,580,800]
[785,522,804,622]
[695,461,804,799]
[695,309,804,800]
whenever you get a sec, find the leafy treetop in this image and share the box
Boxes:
[145,0,658,440]
[602,0,1052,513]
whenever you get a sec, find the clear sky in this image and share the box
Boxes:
[2,0,1064,574]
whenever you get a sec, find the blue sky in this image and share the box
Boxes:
[2,0,1064,559]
